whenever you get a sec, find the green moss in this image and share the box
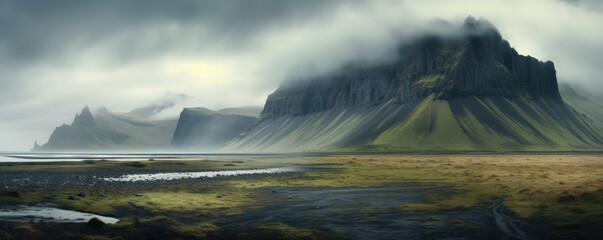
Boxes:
[113,216,220,238]
[359,208,376,214]
[2,154,602,237]
[172,222,220,238]
[415,74,447,89]
[48,190,253,216]
[256,223,344,240]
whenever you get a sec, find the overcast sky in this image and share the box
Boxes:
[0,0,602,151]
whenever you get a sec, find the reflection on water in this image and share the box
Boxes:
[0,153,297,162]
[102,167,299,182]
[0,204,119,224]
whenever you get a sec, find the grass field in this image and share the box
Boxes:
[1,154,602,239]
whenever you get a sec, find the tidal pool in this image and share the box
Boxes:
[101,167,299,182]
[0,204,119,224]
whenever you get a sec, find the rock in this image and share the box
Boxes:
[260,16,561,118]
[235,233,253,240]
[223,163,236,167]
[135,193,144,197]
[31,104,179,152]
[171,107,260,149]
[216,194,224,198]
[128,162,146,168]
[77,191,86,197]
[87,217,106,228]
[72,106,96,127]
[68,195,76,200]
[557,194,577,203]
[0,190,21,198]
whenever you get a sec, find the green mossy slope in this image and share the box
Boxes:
[229,95,603,152]
[374,96,603,151]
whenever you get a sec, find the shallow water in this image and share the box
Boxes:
[0,153,292,163]
[0,204,119,224]
[101,167,300,182]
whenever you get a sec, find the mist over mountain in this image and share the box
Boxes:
[30,16,603,153]
[560,84,603,130]
[227,17,603,152]
[34,93,263,152]
[34,93,205,151]
[33,106,178,151]
[171,107,261,150]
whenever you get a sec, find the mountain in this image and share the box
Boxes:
[33,106,178,151]
[560,84,603,130]
[33,93,204,151]
[33,90,262,152]
[227,17,603,152]
[171,107,261,150]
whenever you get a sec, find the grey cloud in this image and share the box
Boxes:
[0,0,356,66]
[1,0,603,151]
[560,0,603,12]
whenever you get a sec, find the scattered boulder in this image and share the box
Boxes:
[87,217,106,228]
[517,188,530,194]
[216,194,224,198]
[78,191,86,197]
[570,207,586,214]
[223,163,236,167]
[557,194,577,203]
[235,233,253,240]
[68,195,76,200]
[135,193,144,197]
[128,162,146,168]
[0,190,21,198]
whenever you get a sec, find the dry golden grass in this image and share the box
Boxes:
[2,154,602,228]
[297,154,603,223]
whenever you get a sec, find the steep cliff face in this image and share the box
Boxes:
[171,107,260,150]
[262,17,560,118]
[229,96,603,152]
[71,106,95,127]
[228,17,602,152]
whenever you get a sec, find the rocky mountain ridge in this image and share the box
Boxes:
[227,17,602,152]
[170,107,261,150]
[262,17,560,118]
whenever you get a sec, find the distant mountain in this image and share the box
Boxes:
[560,84,603,130]
[34,93,208,151]
[226,17,603,152]
[33,106,178,151]
[171,107,261,150]
[34,93,262,152]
